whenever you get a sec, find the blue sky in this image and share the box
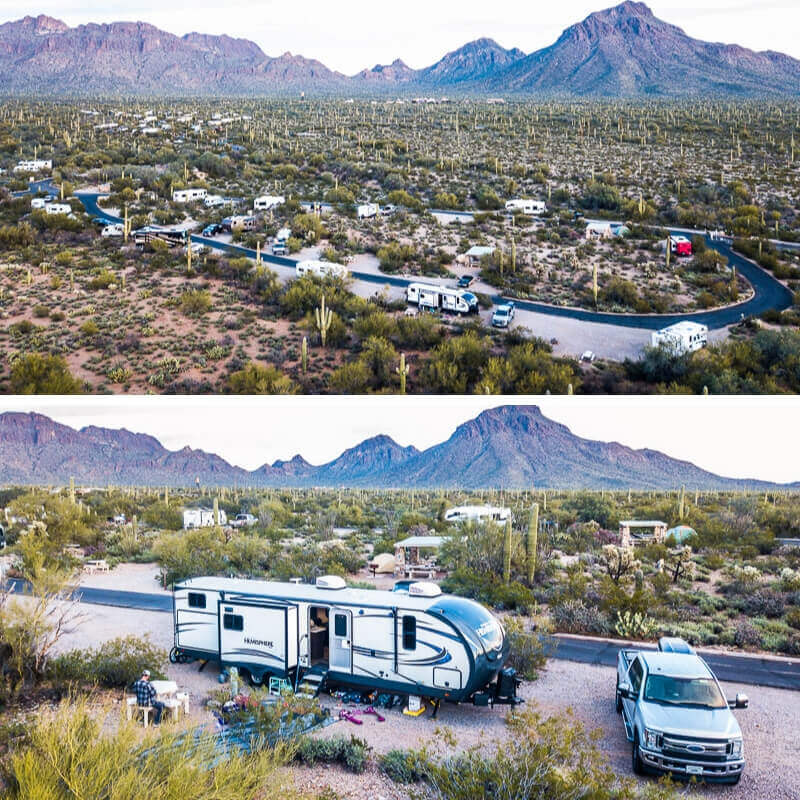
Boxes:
[2,397,799,483]
[2,1,797,74]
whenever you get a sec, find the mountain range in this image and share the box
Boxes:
[0,406,794,491]
[1,3,799,97]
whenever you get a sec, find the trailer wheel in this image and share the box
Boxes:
[248,670,264,687]
[169,647,179,664]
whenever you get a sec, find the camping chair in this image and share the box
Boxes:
[126,696,153,727]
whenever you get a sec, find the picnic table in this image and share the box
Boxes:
[84,559,110,573]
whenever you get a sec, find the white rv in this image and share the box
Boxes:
[204,194,227,208]
[406,283,478,315]
[444,505,512,524]
[650,321,708,355]
[505,199,546,215]
[182,508,228,529]
[254,195,285,211]
[101,223,124,237]
[44,203,72,215]
[171,575,518,706]
[295,260,349,280]
[172,188,208,203]
[357,203,379,219]
[14,159,52,173]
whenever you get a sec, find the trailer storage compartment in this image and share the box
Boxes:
[219,600,297,681]
[433,667,463,690]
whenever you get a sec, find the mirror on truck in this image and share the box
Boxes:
[618,682,633,699]
[729,692,749,709]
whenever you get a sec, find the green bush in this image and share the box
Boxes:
[48,636,168,689]
[9,354,83,394]
[378,748,428,783]
[504,617,547,680]
[295,734,370,773]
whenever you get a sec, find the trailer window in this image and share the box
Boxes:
[187,592,206,609]
[402,615,417,650]
[334,613,348,638]
[223,614,244,632]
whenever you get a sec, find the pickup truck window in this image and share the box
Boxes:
[644,675,727,709]
[629,658,643,693]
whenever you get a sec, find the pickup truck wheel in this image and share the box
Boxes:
[631,732,645,776]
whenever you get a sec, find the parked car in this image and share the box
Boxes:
[617,638,747,784]
[230,513,257,528]
[457,275,474,288]
[91,216,110,227]
[100,223,124,238]
[581,350,596,362]
[491,302,515,328]
[202,223,221,237]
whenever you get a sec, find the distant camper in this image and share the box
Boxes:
[505,199,546,215]
[445,505,512,524]
[357,203,379,220]
[173,188,208,203]
[222,215,257,233]
[254,195,285,212]
[295,260,348,280]
[183,508,228,529]
[44,203,72,215]
[651,321,708,355]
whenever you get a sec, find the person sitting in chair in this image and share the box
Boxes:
[132,669,164,725]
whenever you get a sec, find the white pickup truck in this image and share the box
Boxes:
[617,637,747,785]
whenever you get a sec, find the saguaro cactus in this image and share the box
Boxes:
[213,497,220,527]
[526,501,539,584]
[315,295,333,347]
[69,476,75,504]
[503,517,512,584]
[678,485,686,521]
[592,263,598,306]
[396,353,409,394]
[301,336,308,374]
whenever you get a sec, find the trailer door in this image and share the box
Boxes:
[330,608,353,672]
[219,600,291,676]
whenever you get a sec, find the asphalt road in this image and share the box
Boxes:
[77,193,794,332]
[6,577,798,691]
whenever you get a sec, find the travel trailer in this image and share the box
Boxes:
[505,199,546,215]
[14,159,52,172]
[44,203,72,215]
[406,283,478,315]
[254,195,285,211]
[30,197,47,210]
[171,575,518,706]
[295,260,349,280]
[182,508,228,529]
[222,215,257,233]
[172,188,208,203]
[357,203,379,219]
[444,505,512,524]
[204,194,228,208]
[651,321,708,355]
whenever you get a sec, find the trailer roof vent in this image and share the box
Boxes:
[408,582,442,598]
[316,575,346,590]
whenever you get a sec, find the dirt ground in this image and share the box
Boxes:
[48,574,800,800]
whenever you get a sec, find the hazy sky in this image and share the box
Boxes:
[3,1,797,74]
[2,396,799,484]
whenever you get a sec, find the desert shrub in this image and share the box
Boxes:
[780,568,800,592]
[441,569,536,612]
[614,611,657,640]
[733,619,763,649]
[2,698,295,800]
[503,617,546,680]
[379,748,428,783]
[785,607,800,630]
[738,590,785,619]
[227,363,297,394]
[550,600,610,636]
[179,288,212,316]
[87,269,117,290]
[48,635,167,689]
[419,706,674,800]
[9,354,83,394]
[295,735,370,773]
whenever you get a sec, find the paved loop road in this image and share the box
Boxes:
[77,194,794,332]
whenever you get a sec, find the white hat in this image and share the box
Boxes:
[142,669,151,677]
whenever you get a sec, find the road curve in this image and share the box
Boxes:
[76,194,793,332]
[6,577,798,690]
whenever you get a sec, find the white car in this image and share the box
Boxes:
[581,350,596,363]
[491,302,516,328]
[101,224,124,238]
